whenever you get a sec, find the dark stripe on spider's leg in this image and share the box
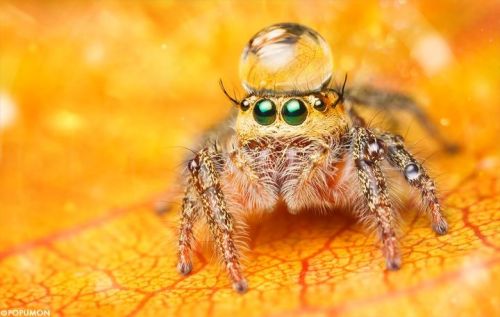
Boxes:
[188,148,247,293]
[380,133,448,235]
[352,127,401,270]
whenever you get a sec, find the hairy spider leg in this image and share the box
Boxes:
[177,178,200,275]
[346,86,458,153]
[351,126,402,270]
[187,147,247,293]
[380,132,448,235]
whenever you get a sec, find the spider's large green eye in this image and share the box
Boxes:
[282,99,308,125]
[253,99,277,125]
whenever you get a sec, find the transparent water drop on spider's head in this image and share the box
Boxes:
[239,23,333,94]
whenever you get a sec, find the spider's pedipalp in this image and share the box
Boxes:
[380,132,448,235]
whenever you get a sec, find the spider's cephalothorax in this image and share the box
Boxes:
[175,23,450,293]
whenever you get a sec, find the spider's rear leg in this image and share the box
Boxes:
[346,86,458,153]
[352,127,401,270]
[380,133,448,235]
[188,148,247,293]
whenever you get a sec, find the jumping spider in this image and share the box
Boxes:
[174,23,452,293]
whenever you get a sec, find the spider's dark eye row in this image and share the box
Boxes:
[253,99,277,125]
[282,99,308,125]
[251,97,330,126]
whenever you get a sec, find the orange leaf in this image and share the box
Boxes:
[0,1,499,317]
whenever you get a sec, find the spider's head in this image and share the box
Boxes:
[232,89,348,141]
[221,23,350,142]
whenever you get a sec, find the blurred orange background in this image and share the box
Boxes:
[0,1,499,316]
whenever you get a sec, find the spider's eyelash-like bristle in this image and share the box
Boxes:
[328,73,348,102]
[219,79,240,105]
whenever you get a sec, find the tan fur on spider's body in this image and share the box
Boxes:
[176,88,448,294]
[223,92,352,214]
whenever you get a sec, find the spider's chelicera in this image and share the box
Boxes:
[175,23,451,293]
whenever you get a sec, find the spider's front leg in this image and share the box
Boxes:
[351,126,401,270]
[177,177,200,275]
[184,147,247,293]
[380,133,448,235]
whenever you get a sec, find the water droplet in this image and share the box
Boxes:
[239,23,333,94]
[404,163,421,181]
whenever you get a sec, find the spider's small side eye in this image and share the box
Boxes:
[253,99,277,125]
[331,94,341,108]
[241,99,250,111]
[313,98,326,112]
[282,99,308,126]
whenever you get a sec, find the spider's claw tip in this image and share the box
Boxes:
[177,262,193,275]
[233,279,248,294]
[433,219,449,235]
[386,257,402,271]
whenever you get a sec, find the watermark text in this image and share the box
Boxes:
[0,309,50,317]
